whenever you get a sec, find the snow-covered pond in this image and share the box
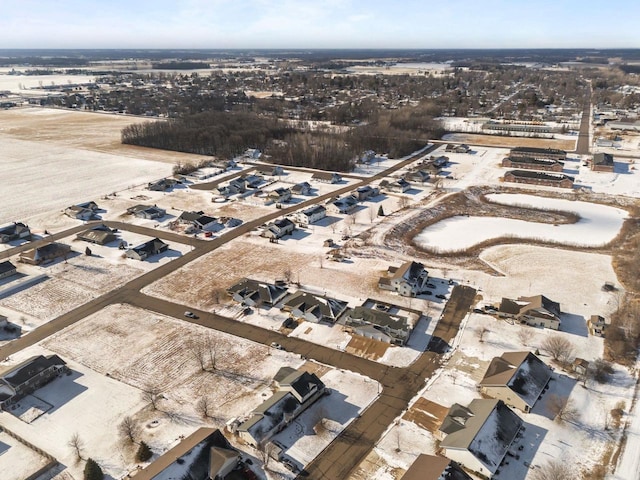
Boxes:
[414,193,628,252]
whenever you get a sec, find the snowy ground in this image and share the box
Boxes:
[0,431,52,480]
[415,193,627,253]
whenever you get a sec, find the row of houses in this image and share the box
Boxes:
[435,351,553,478]
[227,278,417,346]
[503,170,575,189]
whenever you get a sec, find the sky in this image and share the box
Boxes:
[1,0,639,50]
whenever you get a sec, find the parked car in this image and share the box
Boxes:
[270,342,284,350]
[184,311,199,319]
[436,294,447,300]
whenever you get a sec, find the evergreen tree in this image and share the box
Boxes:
[84,458,104,480]
[377,205,385,217]
[136,441,153,462]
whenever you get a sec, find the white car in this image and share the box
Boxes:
[270,342,283,350]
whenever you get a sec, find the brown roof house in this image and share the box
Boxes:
[401,454,472,480]
[379,261,429,297]
[498,295,561,330]
[588,315,606,337]
[209,446,241,480]
[438,399,523,478]
[19,242,72,265]
[76,224,118,245]
[479,352,552,413]
[591,153,615,172]
[503,170,574,189]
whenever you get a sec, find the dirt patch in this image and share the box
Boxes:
[344,335,390,361]
[301,361,332,378]
[444,133,576,151]
[402,397,448,432]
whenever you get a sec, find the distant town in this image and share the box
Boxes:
[0,48,639,480]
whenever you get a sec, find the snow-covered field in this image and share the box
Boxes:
[415,193,628,252]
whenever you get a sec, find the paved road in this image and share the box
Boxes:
[0,143,462,478]
[575,87,592,155]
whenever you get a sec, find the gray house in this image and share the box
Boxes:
[227,278,289,307]
[379,261,429,297]
[281,291,348,324]
[344,306,412,346]
[294,205,327,226]
[291,182,312,196]
[0,222,31,243]
[127,205,166,220]
[379,178,411,193]
[263,218,295,239]
[0,355,67,409]
[125,238,169,261]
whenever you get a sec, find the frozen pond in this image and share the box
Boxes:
[415,193,628,252]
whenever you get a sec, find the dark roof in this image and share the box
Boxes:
[132,238,168,254]
[347,306,410,333]
[76,229,117,244]
[178,211,205,222]
[0,261,16,275]
[511,146,566,155]
[279,371,325,400]
[480,352,552,408]
[1,355,66,387]
[227,278,288,305]
[505,156,562,165]
[506,170,574,182]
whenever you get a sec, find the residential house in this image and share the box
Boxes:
[501,156,564,172]
[178,210,205,224]
[401,454,472,480]
[227,278,289,307]
[193,215,222,232]
[256,164,285,177]
[76,201,99,211]
[438,399,523,478]
[379,261,429,297]
[498,295,561,330]
[65,205,96,221]
[76,225,118,245]
[125,238,169,261]
[218,178,247,197]
[404,169,431,184]
[588,315,606,337]
[504,170,574,189]
[242,174,264,189]
[354,185,379,201]
[127,205,167,220]
[592,153,615,172]
[0,222,31,243]
[281,291,348,324]
[209,447,241,480]
[291,182,312,196]
[148,178,179,191]
[267,187,292,204]
[479,351,552,412]
[0,261,17,280]
[379,178,411,193]
[236,368,325,447]
[311,171,342,184]
[327,195,359,215]
[343,306,413,346]
[0,355,67,409]
[445,144,471,153]
[293,205,326,226]
[262,218,295,239]
[19,243,72,265]
[510,146,567,161]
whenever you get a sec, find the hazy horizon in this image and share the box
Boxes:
[1,0,639,50]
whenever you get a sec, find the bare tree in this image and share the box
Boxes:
[531,459,573,480]
[397,196,410,210]
[189,340,207,371]
[118,416,141,444]
[68,432,84,461]
[367,206,377,223]
[542,335,574,364]
[346,212,356,227]
[547,394,578,424]
[257,442,276,468]
[196,396,214,418]
[282,267,293,284]
[206,335,219,371]
[477,326,490,343]
[142,384,163,410]
[517,328,533,347]
[588,358,614,383]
